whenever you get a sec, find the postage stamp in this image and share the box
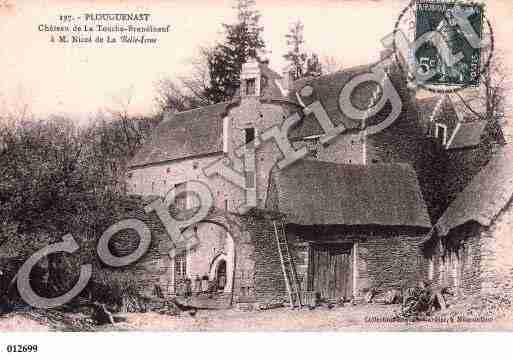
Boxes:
[414,1,485,87]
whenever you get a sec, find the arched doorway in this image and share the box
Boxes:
[208,252,233,294]
[169,220,235,295]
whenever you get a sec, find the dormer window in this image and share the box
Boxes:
[245,78,256,96]
[435,123,448,145]
[245,128,255,146]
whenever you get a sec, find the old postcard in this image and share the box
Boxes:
[1,0,513,350]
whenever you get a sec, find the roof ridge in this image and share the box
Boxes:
[167,101,230,117]
[291,63,376,86]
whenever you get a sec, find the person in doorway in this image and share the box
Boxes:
[184,277,192,298]
[218,273,226,292]
[194,275,201,295]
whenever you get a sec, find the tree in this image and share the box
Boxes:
[204,0,266,103]
[305,53,322,77]
[283,20,322,80]
[154,77,205,113]
[0,118,88,233]
[283,20,307,81]
[454,52,510,142]
[106,86,160,158]
[0,112,158,238]
[321,55,344,74]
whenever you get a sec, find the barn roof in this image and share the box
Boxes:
[435,146,513,236]
[266,160,432,228]
[129,102,230,167]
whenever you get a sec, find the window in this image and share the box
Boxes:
[174,182,187,210]
[246,78,256,96]
[245,128,255,145]
[175,253,187,280]
[428,257,434,281]
[260,75,268,95]
[245,171,255,189]
[435,123,448,145]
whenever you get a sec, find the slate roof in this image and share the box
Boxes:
[260,64,286,99]
[434,146,513,236]
[448,90,506,145]
[447,121,488,150]
[288,64,377,139]
[130,102,230,167]
[130,60,424,167]
[266,160,432,228]
[417,94,503,150]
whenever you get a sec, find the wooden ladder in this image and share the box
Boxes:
[273,220,302,308]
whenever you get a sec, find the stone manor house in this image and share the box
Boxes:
[119,54,511,307]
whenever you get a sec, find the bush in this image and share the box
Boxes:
[87,269,139,309]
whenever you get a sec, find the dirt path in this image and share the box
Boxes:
[2,304,513,331]
[104,304,513,332]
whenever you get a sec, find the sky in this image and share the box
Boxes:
[0,0,512,123]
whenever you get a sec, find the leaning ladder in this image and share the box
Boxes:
[273,220,302,308]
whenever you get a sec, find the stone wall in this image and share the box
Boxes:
[356,231,427,296]
[480,199,513,300]
[127,153,231,209]
[423,223,482,299]
[128,98,297,214]
[424,200,513,304]
[238,215,288,304]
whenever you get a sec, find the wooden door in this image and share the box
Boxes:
[309,244,352,301]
